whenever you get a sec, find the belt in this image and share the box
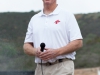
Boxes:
[39,58,72,66]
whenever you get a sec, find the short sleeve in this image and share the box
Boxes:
[67,13,83,42]
[24,19,33,43]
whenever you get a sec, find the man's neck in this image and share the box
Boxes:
[43,3,57,15]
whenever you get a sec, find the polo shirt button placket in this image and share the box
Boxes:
[45,16,48,28]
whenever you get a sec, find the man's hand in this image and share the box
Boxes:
[38,48,59,61]
[35,47,41,57]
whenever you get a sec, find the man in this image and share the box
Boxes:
[23,0,83,75]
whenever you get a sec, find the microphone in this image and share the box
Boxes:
[40,43,45,52]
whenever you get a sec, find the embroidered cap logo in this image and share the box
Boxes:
[54,20,60,24]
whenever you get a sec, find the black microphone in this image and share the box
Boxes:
[40,43,45,52]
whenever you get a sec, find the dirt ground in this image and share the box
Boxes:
[74,67,100,75]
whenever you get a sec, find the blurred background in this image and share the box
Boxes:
[0,0,100,74]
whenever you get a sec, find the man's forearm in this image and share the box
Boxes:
[57,39,83,56]
[23,43,36,56]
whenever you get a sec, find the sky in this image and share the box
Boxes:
[0,0,100,14]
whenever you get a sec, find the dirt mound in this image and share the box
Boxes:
[74,67,100,75]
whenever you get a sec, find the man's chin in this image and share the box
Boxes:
[44,1,51,4]
[44,3,51,6]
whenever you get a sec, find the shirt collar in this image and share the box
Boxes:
[39,4,61,16]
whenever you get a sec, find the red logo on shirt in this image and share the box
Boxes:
[54,20,60,24]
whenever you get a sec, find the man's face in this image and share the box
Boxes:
[42,0,56,5]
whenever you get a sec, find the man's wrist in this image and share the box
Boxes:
[55,48,62,56]
[33,48,37,56]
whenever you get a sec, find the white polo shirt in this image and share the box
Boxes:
[24,5,83,63]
